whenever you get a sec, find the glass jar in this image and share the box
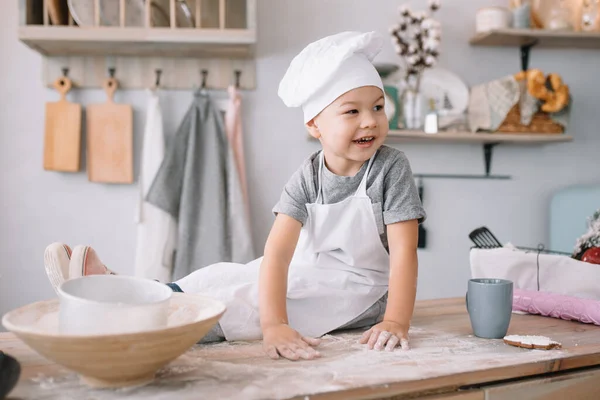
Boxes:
[401,88,426,130]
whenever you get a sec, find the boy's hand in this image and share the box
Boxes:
[359,320,409,352]
[262,324,321,361]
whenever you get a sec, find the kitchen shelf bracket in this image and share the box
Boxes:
[413,142,511,180]
[520,39,539,71]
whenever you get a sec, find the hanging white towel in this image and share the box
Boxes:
[134,90,177,282]
[225,86,255,263]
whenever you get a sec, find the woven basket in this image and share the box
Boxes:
[496,104,565,134]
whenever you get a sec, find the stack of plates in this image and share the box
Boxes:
[67,0,195,27]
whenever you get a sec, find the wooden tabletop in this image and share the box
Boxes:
[3,297,600,400]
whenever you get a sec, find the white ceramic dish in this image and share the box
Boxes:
[57,275,172,335]
[475,7,512,33]
[418,67,470,128]
[2,292,226,388]
[419,67,469,116]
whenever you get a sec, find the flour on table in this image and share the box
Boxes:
[13,326,567,400]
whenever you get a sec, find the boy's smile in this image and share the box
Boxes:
[307,86,389,176]
[352,136,375,147]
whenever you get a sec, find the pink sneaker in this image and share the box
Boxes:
[44,242,73,293]
[69,245,116,278]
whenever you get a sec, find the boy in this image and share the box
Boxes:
[44,31,426,362]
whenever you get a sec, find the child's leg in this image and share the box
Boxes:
[165,282,184,292]
[334,292,388,332]
[44,243,114,292]
[44,243,227,343]
[198,324,226,343]
[164,282,226,343]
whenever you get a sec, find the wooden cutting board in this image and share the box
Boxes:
[43,76,81,172]
[47,0,68,25]
[86,77,133,184]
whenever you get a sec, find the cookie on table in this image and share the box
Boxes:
[503,335,562,350]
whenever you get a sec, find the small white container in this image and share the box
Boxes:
[58,275,172,335]
[476,7,513,33]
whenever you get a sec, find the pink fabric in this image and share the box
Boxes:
[513,288,600,326]
[225,85,249,207]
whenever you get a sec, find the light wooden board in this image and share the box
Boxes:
[86,77,133,184]
[3,298,600,400]
[43,76,81,172]
[46,0,68,26]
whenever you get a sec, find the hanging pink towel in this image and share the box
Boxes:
[224,85,255,262]
[225,85,249,207]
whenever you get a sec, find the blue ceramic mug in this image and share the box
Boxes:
[466,278,513,339]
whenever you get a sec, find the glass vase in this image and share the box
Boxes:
[401,88,426,130]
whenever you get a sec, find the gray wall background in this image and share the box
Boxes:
[1,0,599,324]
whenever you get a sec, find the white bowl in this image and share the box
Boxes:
[2,293,226,388]
[475,7,512,33]
[57,275,172,335]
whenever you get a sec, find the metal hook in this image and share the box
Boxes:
[108,67,116,78]
[61,67,69,77]
[234,70,241,89]
[201,69,208,89]
[155,69,162,87]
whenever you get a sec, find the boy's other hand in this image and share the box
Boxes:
[359,320,409,352]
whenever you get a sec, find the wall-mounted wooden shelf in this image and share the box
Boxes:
[469,28,600,49]
[387,130,573,144]
[386,130,573,179]
[19,0,257,90]
[306,130,573,179]
[19,26,256,58]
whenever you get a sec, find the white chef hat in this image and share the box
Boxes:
[278,31,384,123]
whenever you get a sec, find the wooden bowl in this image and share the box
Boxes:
[1,293,225,388]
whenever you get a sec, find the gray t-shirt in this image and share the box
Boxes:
[272,145,427,251]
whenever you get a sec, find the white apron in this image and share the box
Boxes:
[176,151,390,341]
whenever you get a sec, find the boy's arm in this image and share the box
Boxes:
[359,218,419,351]
[384,219,419,327]
[259,213,302,329]
[258,213,322,361]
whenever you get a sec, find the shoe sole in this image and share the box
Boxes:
[69,245,89,279]
[44,243,72,293]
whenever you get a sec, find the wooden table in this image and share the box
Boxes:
[2,297,600,400]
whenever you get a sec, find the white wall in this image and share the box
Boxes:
[1,0,599,324]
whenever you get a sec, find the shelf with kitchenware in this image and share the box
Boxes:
[18,26,256,57]
[469,0,600,71]
[387,129,573,144]
[19,0,257,89]
[470,1,600,49]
